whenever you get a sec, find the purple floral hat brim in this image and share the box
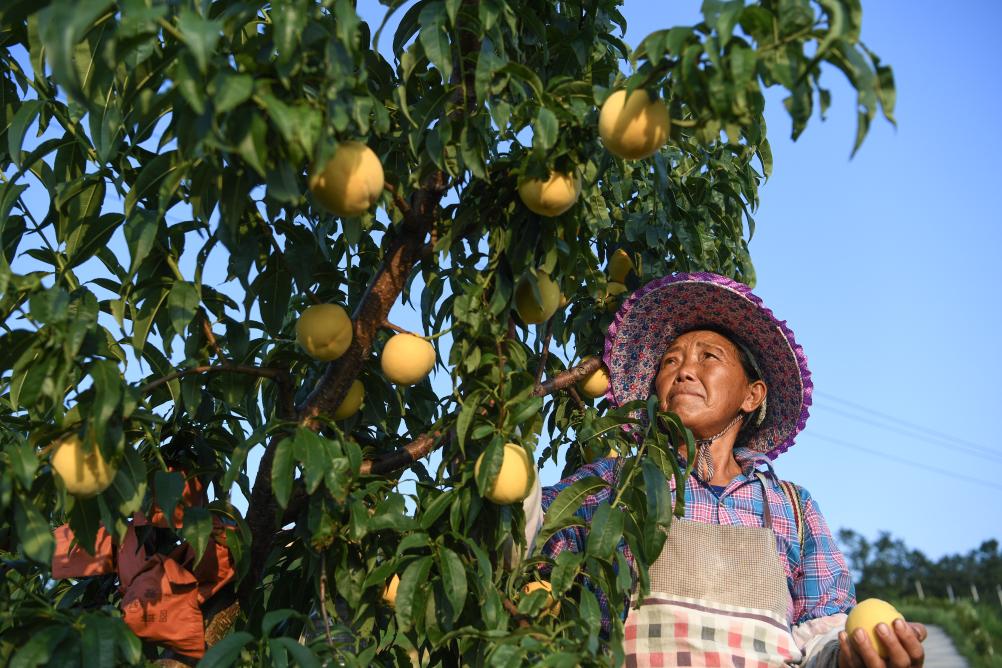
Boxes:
[602,272,812,459]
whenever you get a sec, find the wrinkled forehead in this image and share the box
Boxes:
[662,328,742,357]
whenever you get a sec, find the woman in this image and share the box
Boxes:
[523,273,927,667]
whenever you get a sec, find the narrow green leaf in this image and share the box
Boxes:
[65,213,122,269]
[37,0,113,102]
[395,555,433,631]
[198,631,254,668]
[167,281,199,335]
[438,547,467,623]
[538,476,608,541]
[13,497,54,564]
[271,436,295,508]
[180,507,213,567]
[7,99,45,166]
[418,3,452,83]
[269,638,320,668]
[212,72,254,114]
[176,9,222,73]
[585,501,624,561]
[533,107,558,151]
[8,625,70,668]
[153,471,184,528]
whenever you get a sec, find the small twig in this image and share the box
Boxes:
[383,181,411,216]
[502,597,530,629]
[381,319,408,334]
[496,336,506,425]
[670,118,698,128]
[319,552,334,649]
[532,356,602,397]
[534,319,555,387]
[567,386,586,411]
[139,365,286,395]
[201,310,224,359]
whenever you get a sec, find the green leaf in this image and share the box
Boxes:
[154,470,184,528]
[37,0,113,103]
[585,500,623,561]
[198,631,254,668]
[89,359,121,447]
[253,263,292,336]
[8,625,71,668]
[7,438,38,488]
[13,497,54,564]
[455,391,482,449]
[80,613,117,668]
[533,107,558,151]
[271,436,295,508]
[438,547,467,623]
[65,213,123,269]
[212,71,254,114]
[395,555,433,631]
[292,428,328,495]
[269,638,320,668]
[7,99,45,166]
[271,0,309,64]
[176,8,222,73]
[418,3,452,83]
[181,507,213,567]
[123,209,158,278]
[167,281,199,335]
[538,476,607,542]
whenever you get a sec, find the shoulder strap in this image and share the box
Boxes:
[778,480,805,548]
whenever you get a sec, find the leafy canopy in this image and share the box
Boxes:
[0,0,893,665]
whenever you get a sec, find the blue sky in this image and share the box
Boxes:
[10,2,1000,574]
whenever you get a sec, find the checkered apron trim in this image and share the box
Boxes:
[624,475,803,667]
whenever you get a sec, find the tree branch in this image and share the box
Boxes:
[241,0,482,598]
[532,356,601,397]
[360,430,446,476]
[139,364,287,395]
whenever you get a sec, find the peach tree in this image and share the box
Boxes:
[0,0,893,665]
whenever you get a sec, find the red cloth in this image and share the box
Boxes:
[51,524,114,579]
[191,521,236,604]
[121,554,205,659]
[117,524,149,592]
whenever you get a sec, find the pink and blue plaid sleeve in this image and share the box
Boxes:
[539,457,623,632]
[792,487,857,624]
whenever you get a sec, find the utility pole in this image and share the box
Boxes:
[971,584,980,603]
[947,584,955,603]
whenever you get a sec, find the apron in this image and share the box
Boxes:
[624,473,803,667]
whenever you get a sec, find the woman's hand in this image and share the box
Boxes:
[837,619,927,668]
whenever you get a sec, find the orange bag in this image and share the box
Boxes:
[192,525,236,604]
[117,523,153,592]
[121,555,206,659]
[51,524,114,579]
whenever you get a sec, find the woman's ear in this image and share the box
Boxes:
[742,380,767,414]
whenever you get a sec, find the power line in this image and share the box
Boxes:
[811,402,1002,465]
[808,432,1002,491]
[814,390,1001,460]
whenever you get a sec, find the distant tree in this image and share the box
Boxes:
[838,529,1002,604]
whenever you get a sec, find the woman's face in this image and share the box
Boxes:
[653,329,766,440]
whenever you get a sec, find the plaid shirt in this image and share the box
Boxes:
[539,447,856,631]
